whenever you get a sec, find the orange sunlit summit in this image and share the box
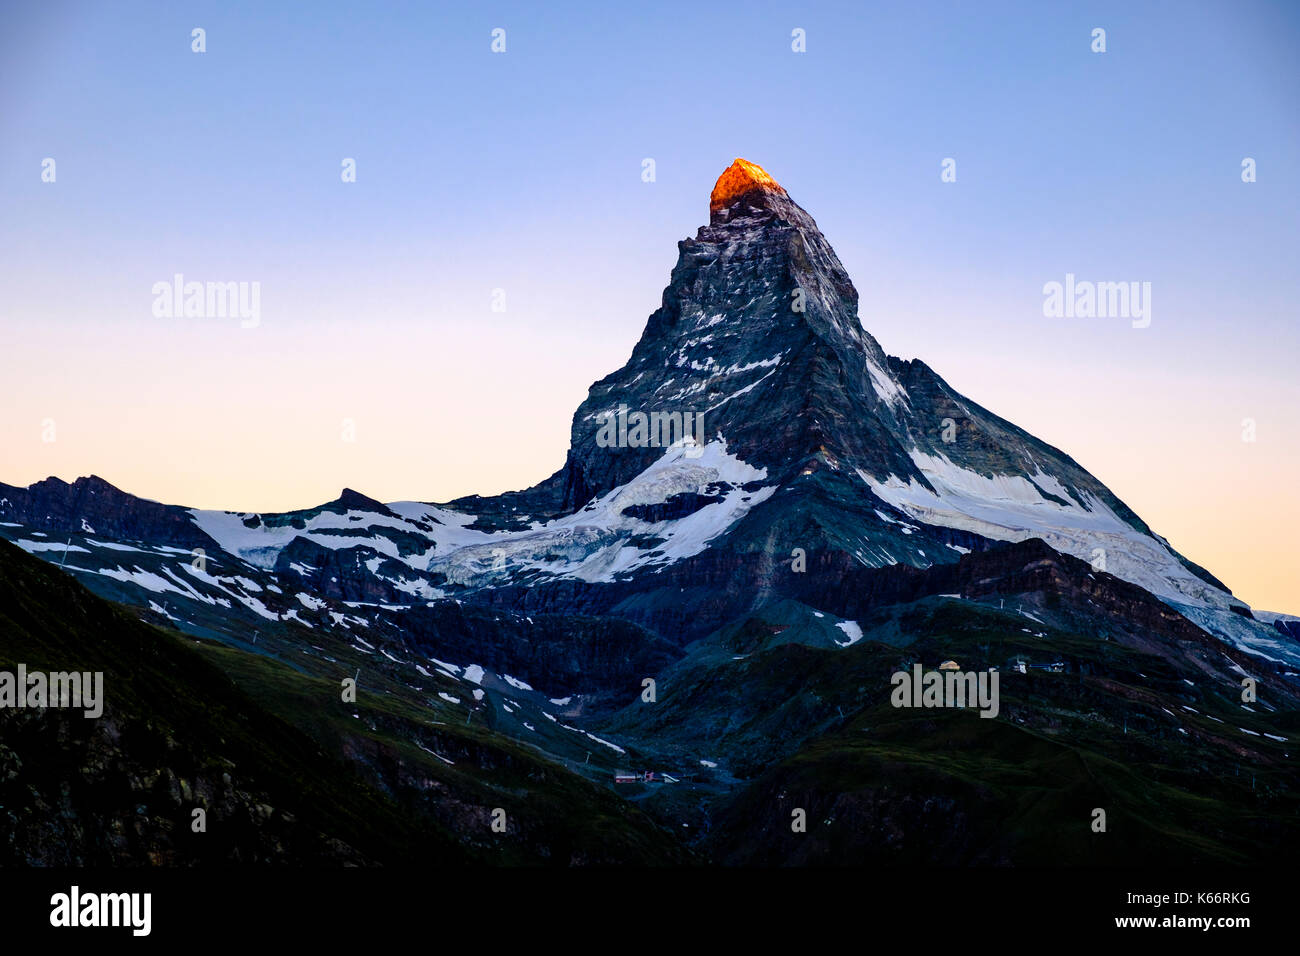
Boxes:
[709,158,787,213]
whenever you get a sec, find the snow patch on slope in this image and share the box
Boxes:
[189,501,491,572]
[858,451,1300,666]
[834,620,864,647]
[859,451,1231,611]
[429,438,775,585]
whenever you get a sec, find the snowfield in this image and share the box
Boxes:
[171,436,1300,670]
[185,438,774,589]
[860,450,1233,611]
[859,450,1300,668]
[425,438,775,585]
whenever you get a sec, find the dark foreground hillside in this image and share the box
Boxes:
[0,540,687,866]
[3,532,1297,867]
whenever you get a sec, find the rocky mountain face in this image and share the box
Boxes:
[2,159,1298,865]
[0,161,1267,632]
[556,157,909,502]
[0,475,210,548]
[548,160,1239,618]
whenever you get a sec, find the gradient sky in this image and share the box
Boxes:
[1,0,1297,612]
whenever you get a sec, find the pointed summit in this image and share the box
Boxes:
[332,487,397,517]
[710,158,787,216]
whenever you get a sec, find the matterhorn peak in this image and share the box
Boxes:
[709,158,788,218]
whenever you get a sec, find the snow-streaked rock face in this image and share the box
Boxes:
[550,153,923,514]
[530,159,1245,629]
[0,159,1290,671]
[855,448,1298,665]
[428,439,774,585]
[860,450,1233,611]
[189,501,492,572]
[187,439,774,589]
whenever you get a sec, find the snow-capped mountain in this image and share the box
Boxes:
[6,159,1300,867]
[1,159,1295,674]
